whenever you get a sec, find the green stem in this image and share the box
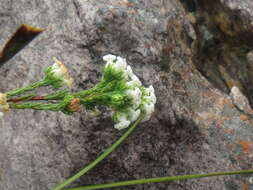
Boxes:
[52,116,143,190]
[64,170,253,190]
[7,94,36,102]
[10,102,64,111]
[74,88,97,99]
[46,90,68,100]
[9,94,73,111]
[7,91,69,103]
[6,79,50,97]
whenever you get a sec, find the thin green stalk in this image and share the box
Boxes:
[7,94,36,102]
[7,91,68,103]
[9,102,63,111]
[64,170,253,190]
[9,94,73,111]
[52,117,143,190]
[6,79,49,97]
[46,90,68,100]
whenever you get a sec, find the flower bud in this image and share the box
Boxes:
[68,98,81,112]
[49,57,74,88]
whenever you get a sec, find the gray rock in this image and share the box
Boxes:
[0,0,253,190]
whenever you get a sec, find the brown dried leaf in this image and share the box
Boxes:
[0,24,44,66]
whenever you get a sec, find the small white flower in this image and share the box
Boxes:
[126,87,142,109]
[126,66,134,78]
[114,107,141,130]
[114,112,131,130]
[130,75,142,86]
[103,54,127,72]
[103,54,117,64]
[143,86,156,103]
[144,85,156,104]
[114,59,127,72]
[114,120,131,130]
[140,85,156,122]
[52,57,73,87]
[102,54,156,128]
[128,108,141,122]
[141,102,155,122]
[114,112,128,122]
[0,112,4,118]
[126,74,142,88]
[116,57,127,69]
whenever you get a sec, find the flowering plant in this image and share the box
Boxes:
[2,55,156,130]
[1,54,252,190]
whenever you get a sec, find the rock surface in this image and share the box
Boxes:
[0,0,253,190]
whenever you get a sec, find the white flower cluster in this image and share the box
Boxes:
[0,93,9,118]
[141,85,156,122]
[103,54,156,130]
[51,57,73,87]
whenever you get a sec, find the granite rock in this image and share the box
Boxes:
[0,0,253,190]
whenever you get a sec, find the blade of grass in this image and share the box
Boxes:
[52,116,143,190]
[64,170,253,190]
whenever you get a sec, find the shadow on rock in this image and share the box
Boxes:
[72,115,207,190]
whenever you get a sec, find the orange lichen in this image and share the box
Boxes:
[241,183,249,190]
[239,140,253,155]
[240,114,249,122]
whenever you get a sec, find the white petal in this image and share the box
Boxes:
[103,54,117,63]
[114,120,131,130]
[149,85,155,94]
[132,88,142,108]
[0,112,3,118]
[126,81,135,87]
[51,63,59,70]
[115,112,128,122]
[116,57,127,69]
[131,75,142,86]
[148,103,155,113]
[63,77,73,87]
[52,68,62,78]
[128,108,141,122]
[126,87,142,109]
[141,102,155,122]
[150,91,156,104]
[126,66,134,78]
[126,89,134,97]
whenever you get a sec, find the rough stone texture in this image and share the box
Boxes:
[0,0,253,190]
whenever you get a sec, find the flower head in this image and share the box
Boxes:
[45,57,73,88]
[68,98,81,112]
[126,87,142,109]
[113,112,131,130]
[103,54,127,72]
[0,93,7,105]
[0,93,10,118]
[102,54,156,130]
